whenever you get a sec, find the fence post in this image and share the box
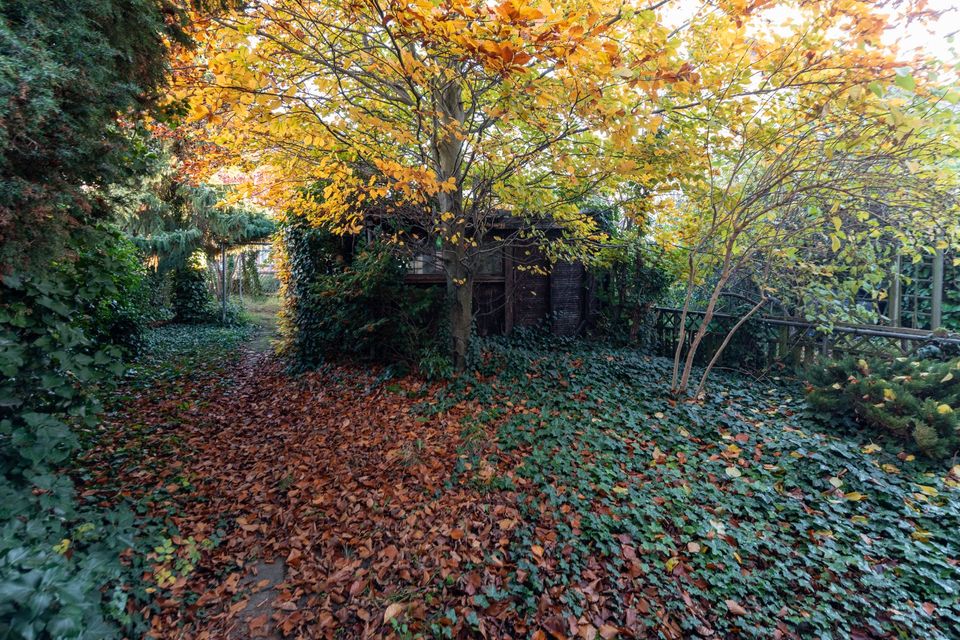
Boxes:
[889,254,901,327]
[221,242,227,324]
[932,248,944,330]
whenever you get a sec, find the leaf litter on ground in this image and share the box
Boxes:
[80,328,960,639]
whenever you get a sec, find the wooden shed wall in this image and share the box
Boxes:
[404,243,592,336]
[512,244,551,329]
[475,282,505,336]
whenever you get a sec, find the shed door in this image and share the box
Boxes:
[550,261,584,336]
[513,245,550,328]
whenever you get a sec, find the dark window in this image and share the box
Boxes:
[407,247,443,275]
[477,243,504,276]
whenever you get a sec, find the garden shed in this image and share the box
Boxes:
[401,235,595,338]
[356,202,600,338]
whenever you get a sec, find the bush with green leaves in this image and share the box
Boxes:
[80,228,153,355]
[592,239,671,349]
[0,0,185,635]
[0,0,174,271]
[280,217,450,375]
[806,355,960,459]
[172,257,219,324]
[0,227,155,639]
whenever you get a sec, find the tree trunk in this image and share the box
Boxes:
[677,269,729,395]
[693,295,767,397]
[220,242,227,324]
[434,78,469,372]
[447,254,473,372]
[670,255,697,392]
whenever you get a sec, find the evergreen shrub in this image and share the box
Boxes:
[1,227,152,639]
[806,355,960,459]
[171,257,218,324]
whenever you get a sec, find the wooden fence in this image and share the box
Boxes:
[889,249,960,330]
[652,307,960,369]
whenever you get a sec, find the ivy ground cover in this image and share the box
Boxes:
[87,329,960,639]
[461,342,960,639]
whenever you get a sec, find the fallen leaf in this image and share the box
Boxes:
[384,602,404,624]
[725,599,748,616]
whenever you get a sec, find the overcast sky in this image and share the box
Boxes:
[898,0,959,62]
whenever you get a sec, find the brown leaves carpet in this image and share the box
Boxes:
[93,350,530,639]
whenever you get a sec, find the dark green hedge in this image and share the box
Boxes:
[279,216,451,377]
[1,227,153,638]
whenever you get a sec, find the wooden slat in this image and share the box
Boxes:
[932,249,944,330]
[514,245,550,327]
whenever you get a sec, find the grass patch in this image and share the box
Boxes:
[122,323,253,386]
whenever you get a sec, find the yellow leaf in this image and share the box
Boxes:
[725,466,742,478]
[941,372,953,383]
[862,444,882,454]
[916,485,939,497]
[937,404,953,414]
[883,388,896,402]
[844,491,866,501]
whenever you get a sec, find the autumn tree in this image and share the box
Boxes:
[643,2,960,395]
[173,0,686,369]
[113,135,275,273]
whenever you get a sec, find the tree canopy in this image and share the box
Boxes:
[0,0,186,269]
[173,0,959,369]
[113,137,275,272]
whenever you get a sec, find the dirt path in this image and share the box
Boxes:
[242,295,281,354]
[90,322,516,639]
